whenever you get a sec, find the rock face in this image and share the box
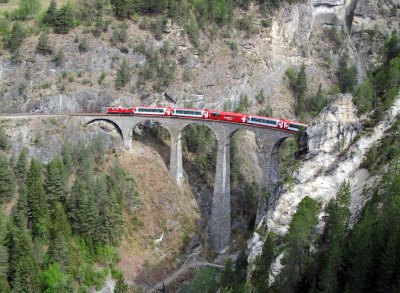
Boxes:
[248,94,400,273]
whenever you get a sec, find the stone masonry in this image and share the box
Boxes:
[79,115,291,252]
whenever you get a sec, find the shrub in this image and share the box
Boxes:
[36,32,53,55]
[78,38,89,53]
[255,89,266,104]
[52,48,64,66]
[353,79,375,115]
[8,22,25,52]
[115,58,131,89]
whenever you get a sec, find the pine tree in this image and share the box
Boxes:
[46,158,65,209]
[95,176,122,245]
[115,57,132,89]
[54,2,74,34]
[0,126,7,149]
[62,142,73,173]
[26,160,50,240]
[43,0,57,26]
[8,22,25,52]
[220,258,235,290]
[0,208,9,280]
[295,63,307,115]
[53,203,71,238]
[339,53,358,93]
[279,196,319,291]
[15,148,28,182]
[14,185,29,229]
[48,232,70,271]
[0,155,16,202]
[10,227,40,293]
[36,32,53,55]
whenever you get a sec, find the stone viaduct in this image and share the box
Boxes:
[79,114,292,252]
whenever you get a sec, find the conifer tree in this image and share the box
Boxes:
[54,2,74,34]
[115,57,132,89]
[48,232,70,271]
[339,53,357,93]
[220,258,236,290]
[26,160,50,240]
[53,203,71,239]
[36,32,53,55]
[43,0,57,26]
[15,148,28,182]
[8,22,25,52]
[0,208,9,291]
[295,63,307,115]
[10,227,40,293]
[46,158,65,209]
[14,185,28,229]
[0,126,7,149]
[279,196,319,291]
[0,155,15,202]
[63,142,73,173]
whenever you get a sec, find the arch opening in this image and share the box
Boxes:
[229,128,261,243]
[131,119,171,169]
[87,119,124,140]
[180,123,218,241]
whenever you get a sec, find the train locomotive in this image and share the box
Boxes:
[106,106,307,133]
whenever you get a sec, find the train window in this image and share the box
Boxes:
[175,110,202,116]
[212,112,220,117]
[249,117,277,125]
[289,124,302,129]
[137,108,165,113]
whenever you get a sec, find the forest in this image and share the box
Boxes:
[0,132,136,292]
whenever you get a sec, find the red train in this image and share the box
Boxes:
[107,106,307,133]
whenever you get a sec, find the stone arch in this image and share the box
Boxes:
[177,120,218,138]
[87,118,124,140]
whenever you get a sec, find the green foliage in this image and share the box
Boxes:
[255,89,266,104]
[54,2,75,34]
[0,126,7,150]
[78,37,89,53]
[251,232,278,292]
[26,160,50,240]
[115,57,131,89]
[15,0,41,20]
[304,83,330,117]
[185,267,219,293]
[8,22,25,52]
[36,32,53,55]
[235,94,251,113]
[110,22,128,45]
[279,137,299,185]
[40,263,67,293]
[338,52,358,93]
[114,275,129,293]
[52,48,65,67]
[15,148,28,181]
[183,124,217,186]
[353,79,375,115]
[296,63,307,115]
[43,0,58,26]
[285,64,308,116]
[0,155,15,202]
[279,196,319,291]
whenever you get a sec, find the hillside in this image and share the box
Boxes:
[0,0,399,292]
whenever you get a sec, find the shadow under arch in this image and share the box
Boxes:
[87,118,124,141]
[131,118,172,170]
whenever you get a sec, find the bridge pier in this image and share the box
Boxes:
[122,128,132,150]
[169,128,184,185]
[209,135,231,253]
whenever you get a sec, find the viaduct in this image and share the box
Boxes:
[79,114,292,253]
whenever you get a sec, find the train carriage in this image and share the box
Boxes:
[208,111,247,123]
[134,106,170,116]
[171,108,207,118]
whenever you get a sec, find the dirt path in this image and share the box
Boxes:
[151,261,224,292]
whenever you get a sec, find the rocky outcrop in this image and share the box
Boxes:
[248,94,400,272]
